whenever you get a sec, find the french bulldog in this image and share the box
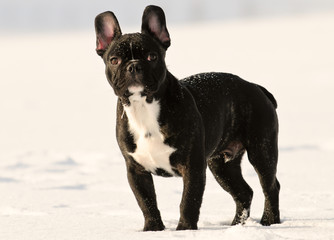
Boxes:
[94,5,280,231]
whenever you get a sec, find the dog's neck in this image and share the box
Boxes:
[153,71,182,101]
[119,70,180,107]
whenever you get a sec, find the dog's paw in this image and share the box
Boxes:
[260,211,280,226]
[231,208,250,225]
[143,220,165,231]
[176,221,198,231]
[260,215,281,226]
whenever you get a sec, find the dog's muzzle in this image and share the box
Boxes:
[125,60,144,89]
[127,60,143,74]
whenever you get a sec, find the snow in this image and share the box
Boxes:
[1,11,334,239]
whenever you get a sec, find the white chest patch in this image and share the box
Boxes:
[124,86,176,175]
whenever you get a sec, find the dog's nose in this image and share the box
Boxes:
[127,61,143,73]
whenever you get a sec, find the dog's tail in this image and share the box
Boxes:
[256,85,278,109]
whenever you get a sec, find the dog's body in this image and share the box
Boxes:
[95,6,280,231]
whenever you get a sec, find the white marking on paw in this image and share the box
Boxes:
[240,208,250,224]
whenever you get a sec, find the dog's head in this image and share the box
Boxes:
[95,5,171,103]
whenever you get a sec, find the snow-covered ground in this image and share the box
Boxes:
[1,11,334,239]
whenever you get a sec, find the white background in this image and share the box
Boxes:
[0,2,333,239]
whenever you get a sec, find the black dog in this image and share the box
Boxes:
[95,5,280,231]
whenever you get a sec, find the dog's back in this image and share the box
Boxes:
[181,72,277,111]
[180,72,278,158]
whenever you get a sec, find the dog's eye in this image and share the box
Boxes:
[147,53,158,62]
[110,57,120,65]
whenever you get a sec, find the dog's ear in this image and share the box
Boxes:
[141,5,170,50]
[94,11,122,57]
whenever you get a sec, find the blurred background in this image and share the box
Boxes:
[1,0,334,32]
[1,2,334,238]
[1,0,333,155]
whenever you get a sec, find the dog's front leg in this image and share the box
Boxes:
[177,166,206,230]
[126,161,165,231]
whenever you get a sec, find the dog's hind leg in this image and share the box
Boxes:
[208,150,253,225]
[247,137,280,226]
